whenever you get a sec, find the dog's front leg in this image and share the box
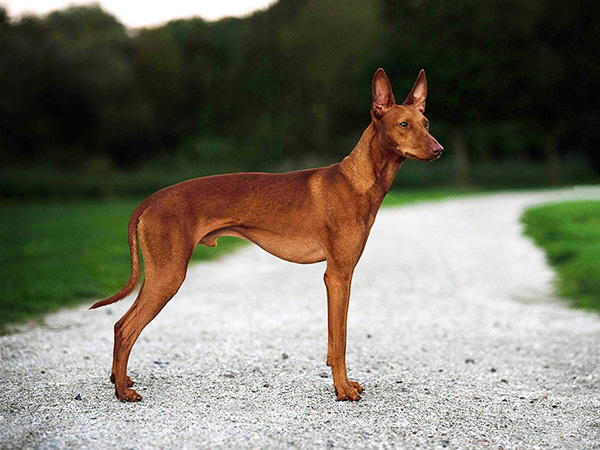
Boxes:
[324,263,364,401]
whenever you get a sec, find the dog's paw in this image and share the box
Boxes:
[334,381,363,401]
[350,380,364,394]
[115,387,143,402]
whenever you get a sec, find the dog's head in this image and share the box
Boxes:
[370,69,443,162]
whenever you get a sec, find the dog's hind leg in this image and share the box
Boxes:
[111,266,188,401]
[111,218,194,402]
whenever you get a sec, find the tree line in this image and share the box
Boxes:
[0,0,598,187]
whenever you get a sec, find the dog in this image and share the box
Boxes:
[90,68,443,402]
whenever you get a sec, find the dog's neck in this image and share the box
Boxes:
[339,123,405,199]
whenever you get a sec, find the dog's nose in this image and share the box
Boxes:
[431,143,444,156]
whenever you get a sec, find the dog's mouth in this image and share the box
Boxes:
[403,151,441,162]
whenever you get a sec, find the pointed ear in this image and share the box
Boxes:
[403,69,427,113]
[371,68,395,120]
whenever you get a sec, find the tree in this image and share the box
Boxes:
[50,6,157,166]
[380,0,544,185]
[0,5,156,168]
[381,0,600,184]
[278,0,383,160]
[511,0,600,179]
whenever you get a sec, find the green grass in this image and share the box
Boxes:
[522,200,600,312]
[0,199,245,332]
[382,188,477,207]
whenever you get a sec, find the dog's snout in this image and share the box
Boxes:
[431,143,444,156]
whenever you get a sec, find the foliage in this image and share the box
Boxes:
[522,200,600,311]
[0,0,599,195]
[378,0,600,184]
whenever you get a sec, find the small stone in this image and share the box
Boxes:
[282,353,289,360]
[465,358,475,364]
[74,394,82,400]
[319,372,329,378]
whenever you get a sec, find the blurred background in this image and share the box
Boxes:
[2,0,600,328]
[1,0,599,198]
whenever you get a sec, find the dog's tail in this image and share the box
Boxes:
[89,206,144,310]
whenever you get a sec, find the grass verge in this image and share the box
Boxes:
[382,188,476,207]
[522,200,600,312]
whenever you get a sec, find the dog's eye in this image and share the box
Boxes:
[400,122,408,128]
[425,121,430,129]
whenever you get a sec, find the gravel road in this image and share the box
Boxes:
[2,187,600,449]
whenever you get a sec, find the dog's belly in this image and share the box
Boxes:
[199,227,326,264]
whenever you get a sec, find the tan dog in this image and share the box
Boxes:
[90,68,443,402]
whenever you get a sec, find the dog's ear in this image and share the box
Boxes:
[403,69,427,113]
[371,68,395,120]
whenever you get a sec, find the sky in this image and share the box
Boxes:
[3,0,278,27]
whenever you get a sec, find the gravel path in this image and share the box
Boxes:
[2,187,600,449]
